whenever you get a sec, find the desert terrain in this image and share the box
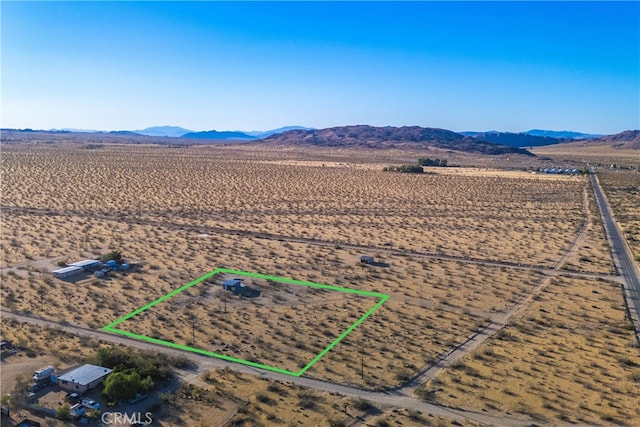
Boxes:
[1,138,638,425]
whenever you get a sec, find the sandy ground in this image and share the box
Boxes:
[0,347,465,427]
[1,142,637,425]
[427,275,640,424]
[597,169,640,266]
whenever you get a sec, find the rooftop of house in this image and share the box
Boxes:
[68,259,101,268]
[57,364,113,385]
[52,266,83,274]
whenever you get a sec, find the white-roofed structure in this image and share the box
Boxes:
[57,364,113,393]
[68,259,101,270]
[52,266,83,279]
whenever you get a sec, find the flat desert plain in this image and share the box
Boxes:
[1,141,638,425]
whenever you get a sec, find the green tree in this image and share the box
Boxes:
[86,408,101,420]
[418,157,447,167]
[94,346,173,381]
[95,346,131,371]
[103,370,154,402]
[383,165,424,174]
[56,403,70,420]
[100,249,122,263]
[8,375,30,411]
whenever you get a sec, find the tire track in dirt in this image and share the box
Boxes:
[395,186,599,396]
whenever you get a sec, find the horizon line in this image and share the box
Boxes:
[1,125,625,137]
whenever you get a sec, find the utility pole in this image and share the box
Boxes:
[221,292,227,313]
[361,339,364,380]
[361,328,367,380]
[189,317,199,345]
[36,282,47,313]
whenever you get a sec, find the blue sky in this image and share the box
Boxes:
[2,1,639,134]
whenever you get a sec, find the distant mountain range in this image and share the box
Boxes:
[592,130,640,149]
[524,129,602,139]
[460,131,567,148]
[262,125,534,156]
[181,130,256,140]
[40,126,607,146]
[460,129,603,148]
[42,125,313,139]
[134,126,193,138]
[7,126,637,152]
[134,125,313,139]
[245,126,316,139]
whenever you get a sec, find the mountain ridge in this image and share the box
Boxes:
[261,125,534,156]
[463,131,566,148]
[135,126,193,137]
[181,130,256,140]
[524,129,602,139]
[592,130,640,149]
[6,126,635,150]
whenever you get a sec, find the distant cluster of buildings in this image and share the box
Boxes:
[538,167,581,175]
[52,259,129,280]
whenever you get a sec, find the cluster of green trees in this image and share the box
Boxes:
[93,346,192,403]
[418,157,448,167]
[104,371,154,402]
[383,157,451,174]
[382,164,424,174]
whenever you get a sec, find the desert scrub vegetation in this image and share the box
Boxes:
[0,318,99,362]
[173,367,476,427]
[0,215,542,388]
[560,187,615,274]
[116,273,381,373]
[0,328,462,427]
[0,144,594,389]
[597,169,640,264]
[382,164,424,173]
[2,144,587,266]
[426,275,640,424]
[418,157,448,167]
[530,144,640,170]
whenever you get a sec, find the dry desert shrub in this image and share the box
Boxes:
[428,276,640,424]
[2,145,587,266]
[0,143,616,390]
[597,169,640,264]
[560,186,615,274]
[532,144,640,170]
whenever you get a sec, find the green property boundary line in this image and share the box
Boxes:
[102,267,389,377]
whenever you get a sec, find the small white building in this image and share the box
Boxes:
[52,266,83,279]
[57,364,113,393]
[68,259,101,271]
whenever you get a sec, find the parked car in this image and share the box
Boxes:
[81,398,100,410]
[29,381,52,392]
[32,366,54,382]
[69,403,85,419]
[65,392,81,404]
